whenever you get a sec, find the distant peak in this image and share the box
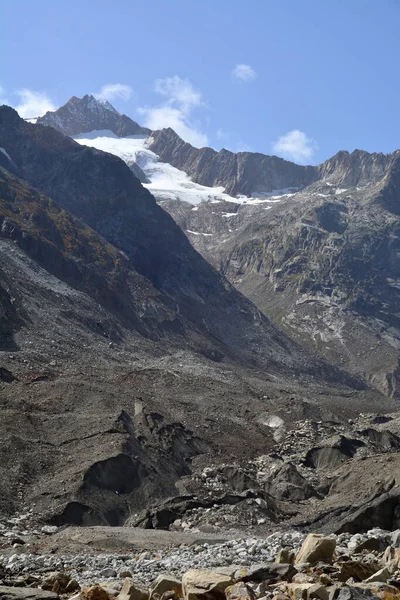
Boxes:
[36,94,150,138]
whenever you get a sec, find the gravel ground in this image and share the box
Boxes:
[0,528,394,587]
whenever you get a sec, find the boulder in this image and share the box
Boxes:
[182,569,233,600]
[119,579,148,600]
[82,586,111,600]
[329,585,379,600]
[65,581,81,594]
[235,564,296,583]
[353,539,384,554]
[149,575,182,599]
[336,562,381,583]
[277,550,296,565]
[286,583,328,600]
[265,463,317,501]
[295,535,336,565]
[41,573,70,593]
[225,583,256,600]
[99,569,117,579]
[363,569,391,584]
[41,526,58,535]
[383,547,400,572]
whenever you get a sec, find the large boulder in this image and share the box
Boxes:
[336,561,381,583]
[41,573,70,594]
[285,583,328,600]
[383,546,400,572]
[182,569,233,600]
[119,579,148,600]
[225,583,256,600]
[329,586,379,600]
[295,534,336,565]
[149,575,183,599]
[235,563,296,583]
[265,463,317,501]
[82,586,111,600]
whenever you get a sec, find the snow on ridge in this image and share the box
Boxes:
[187,230,213,236]
[74,131,301,207]
[0,147,12,161]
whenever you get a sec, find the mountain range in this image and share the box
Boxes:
[0,94,399,530]
[38,95,400,399]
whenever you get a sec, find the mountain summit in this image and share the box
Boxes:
[37,94,150,137]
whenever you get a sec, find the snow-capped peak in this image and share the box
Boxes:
[95,97,119,114]
[84,95,120,115]
[36,95,149,138]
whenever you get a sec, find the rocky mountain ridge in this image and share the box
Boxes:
[35,95,400,399]
[37,95,150,138]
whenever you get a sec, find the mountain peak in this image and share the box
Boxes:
[37,94,150,138]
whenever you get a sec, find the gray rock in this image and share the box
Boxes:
[98,569,117,579]
[0,588,58,600]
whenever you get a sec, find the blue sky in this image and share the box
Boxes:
[2,0,400,164]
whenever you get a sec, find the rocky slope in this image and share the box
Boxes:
[164,160,400,399]
[1,105,383,530]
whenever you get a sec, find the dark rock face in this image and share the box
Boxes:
[37,95,151,137]
[148,128,317,196]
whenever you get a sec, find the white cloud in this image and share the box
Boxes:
[154,76,203,112]
[272,129,318,163]
[14,89,56,118]
[232,64,257,83]
[138,76,208,147]
[94,83,133,102]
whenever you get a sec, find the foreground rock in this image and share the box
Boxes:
[0,589,58,600]
[295,535,336,565]
[182,569,233,600]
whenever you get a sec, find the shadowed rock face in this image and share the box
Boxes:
[37,95,151,137]
[147,128,318,196]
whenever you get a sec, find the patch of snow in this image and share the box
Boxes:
[0,147,12,161]
[335,188,348,194]
[250,186,301,198]
[222,212,238,217]
[186,230,213,236]
[191,206,199,211]
[74,131,302,208]
[74,129,120,140]
[75,132,240,206]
